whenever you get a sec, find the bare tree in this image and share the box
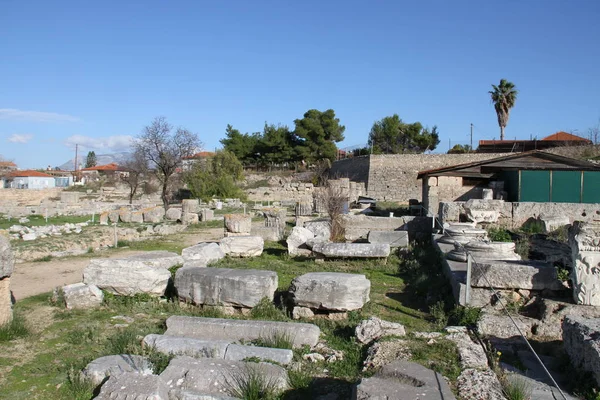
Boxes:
[316,182,347,242]
[589,118,600,145]
[134,117,201,208]
[120,149,148,204]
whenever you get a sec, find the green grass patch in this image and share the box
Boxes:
[0,214,93,230]
[0,313,30,342]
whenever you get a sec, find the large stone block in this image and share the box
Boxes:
[182,199,200,214]
[181,212,199,225]
[447,241,520,262]
[95,372,168,400]
[464,199,506,224]
[251,226,281,242]
[182,242,225,266]
[166,208,182,221]
[311,243,391,258]
[160,356,288,397]
[82,355,154,386]
[62,282,104,309]
[83,251,182,296]
[224,344,293,365]
[219,236,264,257]
[540,214,570,233]
[353,360,456,400]
[118,208,132,223]
[130,211,144,223]
[304,220,331,240]
[174,267,277,308]
[200,208,214,221]
[143,206,165,223]
[60,191,79,204]
[355,317,406,344]
[367,231,409,247]
[99,212,109,225]
[563,316,600,387]
[143,334,230,359]
[0,235,14,278]
[0,278,12,326]
[108,210,120,223]
[569,221,600,305]
[470,260,563,290]
[340,214,406,241]
[224,214,252,234]
[164,316,320,348]
[286,226,314,256]
[290,272,371,311]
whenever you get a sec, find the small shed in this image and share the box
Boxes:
[417,151,600,212]
[2,170,56,189]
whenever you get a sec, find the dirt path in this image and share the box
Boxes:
[10,227,224,300]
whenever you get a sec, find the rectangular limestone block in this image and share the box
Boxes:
[367,231,409,247]
[0,277,12,325]
[164,316,321,348]
[470,260,563,290]
[311,242,390,258]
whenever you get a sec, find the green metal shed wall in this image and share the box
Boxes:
[520,171,550,202]
[552,171,582,203]
[583,172,600,203]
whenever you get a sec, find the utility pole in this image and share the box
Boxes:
[470,123,473,152]
[74,144,78,172]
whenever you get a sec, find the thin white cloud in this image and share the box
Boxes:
[0,108,80,122]
[8,133,33,143]
[64,135,134,151]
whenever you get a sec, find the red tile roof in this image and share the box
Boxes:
[7,170,54,178]
[0,161,17,168]
[81,163,122,171]
[183,151,215,160]
[542,131,591,142]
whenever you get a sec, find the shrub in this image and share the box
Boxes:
[515,239,530,260]
[501,375,532,400]
[487,227,512,242]
[62,366,95,400]
[145,347,174,374]
[520,219,545,235]
[287,367,313,390]
[428,301,448,330]
[448,305,481,327]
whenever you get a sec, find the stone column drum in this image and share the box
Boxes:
[0,234,15,325]
[569,221,600,306]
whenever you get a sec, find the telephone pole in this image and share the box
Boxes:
[470,123,473,152]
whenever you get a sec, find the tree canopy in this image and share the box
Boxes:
[184,150,246,201]
[489,79,517,141]
[85,151,97,168]
[447,144,472,154]
[220,109,345,167]
[134,116,201,208]
[367,114,440,153]
[293,109,345,163]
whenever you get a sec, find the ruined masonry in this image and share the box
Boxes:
[569,221,600,306]
[0,234,14,325]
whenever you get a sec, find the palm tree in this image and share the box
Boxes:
[489,79,518,140]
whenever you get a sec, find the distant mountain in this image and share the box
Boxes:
[57,152,132,171]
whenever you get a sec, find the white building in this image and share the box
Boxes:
[2,170,56,189]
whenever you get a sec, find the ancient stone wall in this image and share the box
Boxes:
[364,153,504,202]
[328,155,371,183]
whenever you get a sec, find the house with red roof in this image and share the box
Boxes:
[182,151,215,171]
[79,163,128,182]
[2,170,56,189]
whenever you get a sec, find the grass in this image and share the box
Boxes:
[225,364,282,400]
[487,227,512,242]
[0,213,93,230]
[255,330,294,350]
[501,375,533,400]
[0,313,30,342]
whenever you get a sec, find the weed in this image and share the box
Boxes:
[255,330,294,350]
[242,356,263,363]
[408,338,461,381]
[103,328,141,354]
[515,238,530,260]
[448,305,481,327]
[65,325,98,345]
[287,367,313,390]
[62,366,96,400]
[549,225,569,243]
[520,219,544,235]
[429,301,448,330]
[144,347,174,374]
[557,267,570,282]
[34,255,53,262]
[50,287,66,308]
[487,227,512,242]
[86,247,95,254]
[0,312,30,342]
[501,375,532,400]
[250,297,288,322]
[225,364,282,400]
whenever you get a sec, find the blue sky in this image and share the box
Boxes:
[1,0,599,168]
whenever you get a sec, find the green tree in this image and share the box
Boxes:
[368,114,440,153]
[256,123,300,167]
[134,117,201,209]
[85,151,97,168]
[489,79,518,141]
[447,144,472,154]
[184,150,246,201]
[220,124,260,165]
[293,109,345,164]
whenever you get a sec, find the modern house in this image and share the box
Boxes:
[0,161,18,174]
[417,151,600,212]
[79,163,128,183]
[2,170,56,189]
[477,131,592,153]
[182,151,215,171]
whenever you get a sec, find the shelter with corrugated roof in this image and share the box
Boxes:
[477,131,592,153]
[417,151,600,213]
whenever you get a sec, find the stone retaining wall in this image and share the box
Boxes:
[330,153,504,202]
